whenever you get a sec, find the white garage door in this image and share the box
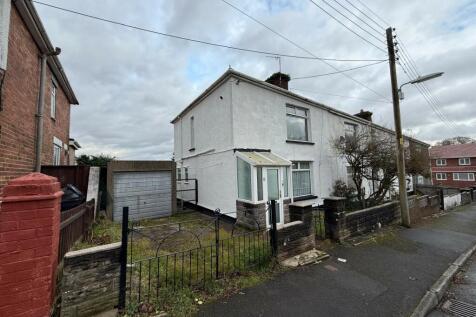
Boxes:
[113,171,172,221]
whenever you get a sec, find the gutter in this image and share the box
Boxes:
[14,0,78,104]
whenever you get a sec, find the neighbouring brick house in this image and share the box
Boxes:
[0,0,79,188]
[430,143,476,187]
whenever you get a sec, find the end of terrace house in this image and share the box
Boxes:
[171,68,429,229]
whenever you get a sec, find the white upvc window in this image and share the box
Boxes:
[286,105,310,141]
[435,173,447,180]
[436,159,446,166]
[184,167,189,180]
[458,158,471,165]
[51,79,57,119]
[53,137,62,165]
[177,167,182,180]
[190,116,195,150]
[453,173,475,181]
[237,157,252,200]
[291,161,312,197]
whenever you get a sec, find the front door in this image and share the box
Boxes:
[264,167,284,227]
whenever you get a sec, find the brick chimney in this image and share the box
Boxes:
[265,72,290,90]
[354,109,373,122]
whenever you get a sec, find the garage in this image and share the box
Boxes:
[107,161,176,221]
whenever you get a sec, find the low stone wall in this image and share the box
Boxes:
[276,202,315,261]
[236,199,291,230]
[344,201,400,239]
[408,195,440,223]
[61,242,121,317]
[236,200,266,229]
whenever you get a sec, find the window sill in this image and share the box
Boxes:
[189,148,195,152]
[286,140,315,145]
[293,194,318,202]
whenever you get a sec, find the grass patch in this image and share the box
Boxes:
[123,263,283,317]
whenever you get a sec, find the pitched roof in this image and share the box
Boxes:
[171,68,429,147]
[429,143,476,159]
[14,0,78,104]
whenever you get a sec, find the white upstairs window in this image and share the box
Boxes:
[190,116,195,150]
[436,159,446,166]
[286,105,310,141]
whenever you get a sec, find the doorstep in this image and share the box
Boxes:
[280,249,330,267]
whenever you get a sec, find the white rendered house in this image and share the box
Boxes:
[172,69,428,228]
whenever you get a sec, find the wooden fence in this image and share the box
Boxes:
[59,199,95,261]
[42,165,90,195]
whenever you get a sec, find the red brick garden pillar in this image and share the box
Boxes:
[0,173,62,316]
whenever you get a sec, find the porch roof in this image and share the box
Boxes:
[237,151,291,166]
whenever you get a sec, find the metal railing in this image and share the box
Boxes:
[118,201,280,310]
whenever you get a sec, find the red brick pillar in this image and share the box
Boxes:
[0,173,63,317]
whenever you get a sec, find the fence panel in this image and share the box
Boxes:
[41,165,90,195]
[58,199,95,261]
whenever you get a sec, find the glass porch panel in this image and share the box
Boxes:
[267,169,281,223]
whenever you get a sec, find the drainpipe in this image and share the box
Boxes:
[35,47,61,172]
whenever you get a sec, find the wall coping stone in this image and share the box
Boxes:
[290,200,315,207]
[346,200,398,217]
[65,242,121,258]
[278,220,303,230]
[323,196,347,201]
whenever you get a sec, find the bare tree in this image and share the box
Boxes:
[333,128,428,208]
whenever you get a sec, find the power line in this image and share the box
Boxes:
[342,0,387,30]
[307,0,387,53]
[354,0,390,27]
[395,41,457,129]
[290,87,390,103]
[330,0,384,35]
[32,0,385,63]
[218,0,385,62]
[319,0,386,45]
[293,60,386,80]
[219,0,390,101]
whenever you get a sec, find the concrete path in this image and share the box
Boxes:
[428,252,476,317]
[199,204,476,317]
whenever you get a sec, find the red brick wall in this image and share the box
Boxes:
[0,6,72,188]
[431,157,476,187]
[0,173,62,316]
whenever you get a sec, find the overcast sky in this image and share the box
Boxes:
[35,0,476,159]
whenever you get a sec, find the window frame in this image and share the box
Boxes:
[190,116,195,151]
[436,159,447,166]
[51,79,57,119]
[453,173,475,181]
[435,173,447,180]
[286,104,310,142]
[237,157,252,201]
[177,167,182,181]
[53,144,61,165]
[291,161,312,197]
[458,158,470,166]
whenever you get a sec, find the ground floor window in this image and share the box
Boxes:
[237,157,252,200]
[53,144,61,165]
[453,173,475,181]
[177,167,182,180]
[292,161,312,197]
[436,173,447,180]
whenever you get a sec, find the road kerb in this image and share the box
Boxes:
[409,242,476,317]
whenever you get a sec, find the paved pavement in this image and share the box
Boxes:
[428,252,476,317]
[199,204,476,317]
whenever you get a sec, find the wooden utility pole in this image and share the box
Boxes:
[386,27,411,227]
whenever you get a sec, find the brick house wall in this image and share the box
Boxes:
[0,5,73,188]
[431,157,476,187]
